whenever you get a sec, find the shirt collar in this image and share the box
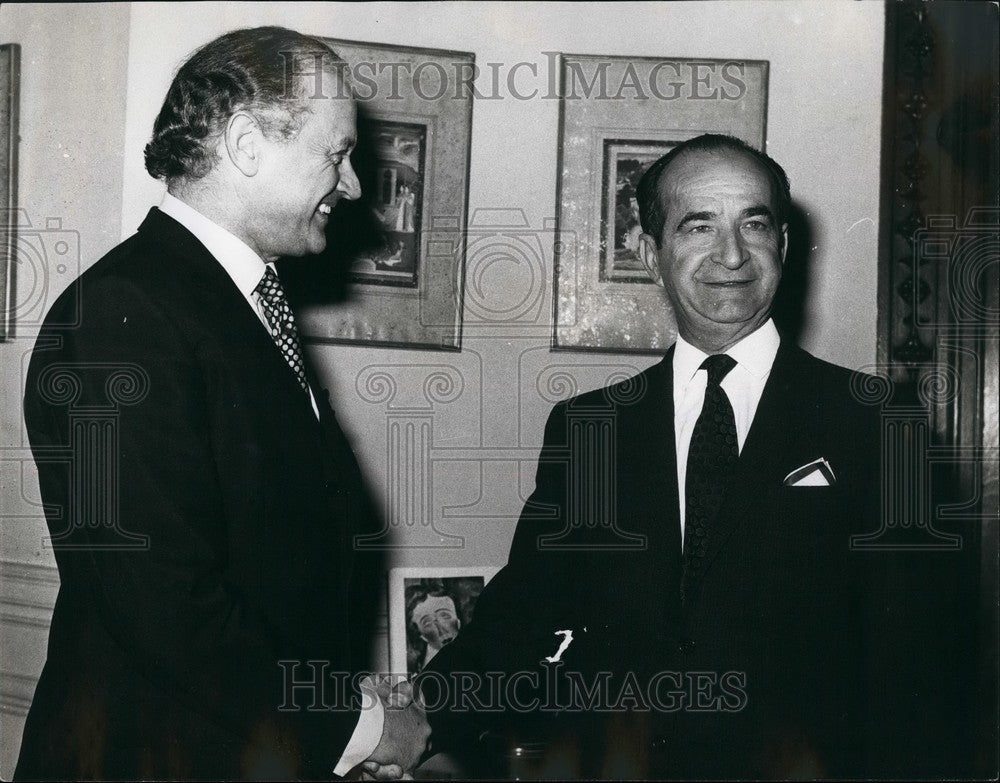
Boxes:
[726,318,780,381]
[673,333,711,390]
[160,192,268,297]
[673,318,780,388]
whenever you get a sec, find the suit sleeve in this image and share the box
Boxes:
[419,403,579,749]
[24,276,364,775]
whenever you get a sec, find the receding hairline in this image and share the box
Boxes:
[653,146,786,224]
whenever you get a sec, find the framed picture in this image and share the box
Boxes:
[0,43,20,342]
[552,54,769,354]
[289,39,473,351]
[600,139,678,284]
[351,120,425,288]
[388,566,499,677]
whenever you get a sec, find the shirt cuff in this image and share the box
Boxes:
[332,678,385,776]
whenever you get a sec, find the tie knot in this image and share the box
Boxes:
[254,267,283,303]
[701,354,736,386]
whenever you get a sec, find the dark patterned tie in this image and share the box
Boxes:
[254,267,309,392]
[682,354,738,603]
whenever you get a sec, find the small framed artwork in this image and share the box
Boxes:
[289,38,473,351]
[388,566,499,677]
[1,43,20,342]
[350,120,425,288]
[552,54,769,354]
[600,139,678,284]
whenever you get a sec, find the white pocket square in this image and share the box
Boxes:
[783,458,836,487]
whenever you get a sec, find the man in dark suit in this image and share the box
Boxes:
[421,134,886,778]
[15,27,427,780]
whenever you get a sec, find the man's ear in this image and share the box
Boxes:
[224,111,262,176]
[779,223,789,265]
[638,232,664,286]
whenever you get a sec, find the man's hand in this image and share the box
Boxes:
[358,678,429,780]
[377,676,414,709]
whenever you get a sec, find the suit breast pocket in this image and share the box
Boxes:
[767,484,850,536]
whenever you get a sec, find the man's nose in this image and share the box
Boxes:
[714,229,749,269]
[337,160,362,201]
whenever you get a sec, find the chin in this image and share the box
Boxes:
[304,234,328,256]
[705,301,765,323]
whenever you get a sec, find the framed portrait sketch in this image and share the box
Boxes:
[552,54,769,354]
[289,39,473,351]
[1,43,20,342]
[388,566,499,677]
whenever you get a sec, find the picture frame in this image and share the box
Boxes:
[291,39,473,351]
[552,54,769,354]
[388,566,499,677]
[0,43,20,342]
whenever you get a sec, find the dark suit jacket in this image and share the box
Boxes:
[423,341,887,779]
[15,209,383,780]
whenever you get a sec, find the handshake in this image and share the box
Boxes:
[358,676,432,781]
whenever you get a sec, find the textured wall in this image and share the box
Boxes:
[0,2,131,775]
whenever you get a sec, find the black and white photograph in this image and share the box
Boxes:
[0,2,996,781]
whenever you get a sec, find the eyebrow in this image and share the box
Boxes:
[742,205,775,221]
[674,205,775,231]
[675,210,716,230]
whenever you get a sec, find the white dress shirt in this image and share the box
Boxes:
[159,194,382,774]
[673,319,780,542]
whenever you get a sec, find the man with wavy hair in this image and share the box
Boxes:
[16,26,427,780]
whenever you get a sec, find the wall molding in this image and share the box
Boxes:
[0,671,36,716]
[0,559,56,720]
[0,557,59,629]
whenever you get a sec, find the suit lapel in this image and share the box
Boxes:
[686,340,822,597]
[622,350,683,585]
[136,208,328,436]
[144,208,320,406]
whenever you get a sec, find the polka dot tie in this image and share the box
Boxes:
[254,267,308,393]
[682,353,738,603]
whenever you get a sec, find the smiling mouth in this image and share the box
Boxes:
[317,195,340,216]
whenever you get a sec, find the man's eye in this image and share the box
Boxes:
[688,224,712,234]
[744,220,770,231]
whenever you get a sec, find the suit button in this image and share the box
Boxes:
[678,638,695,653]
